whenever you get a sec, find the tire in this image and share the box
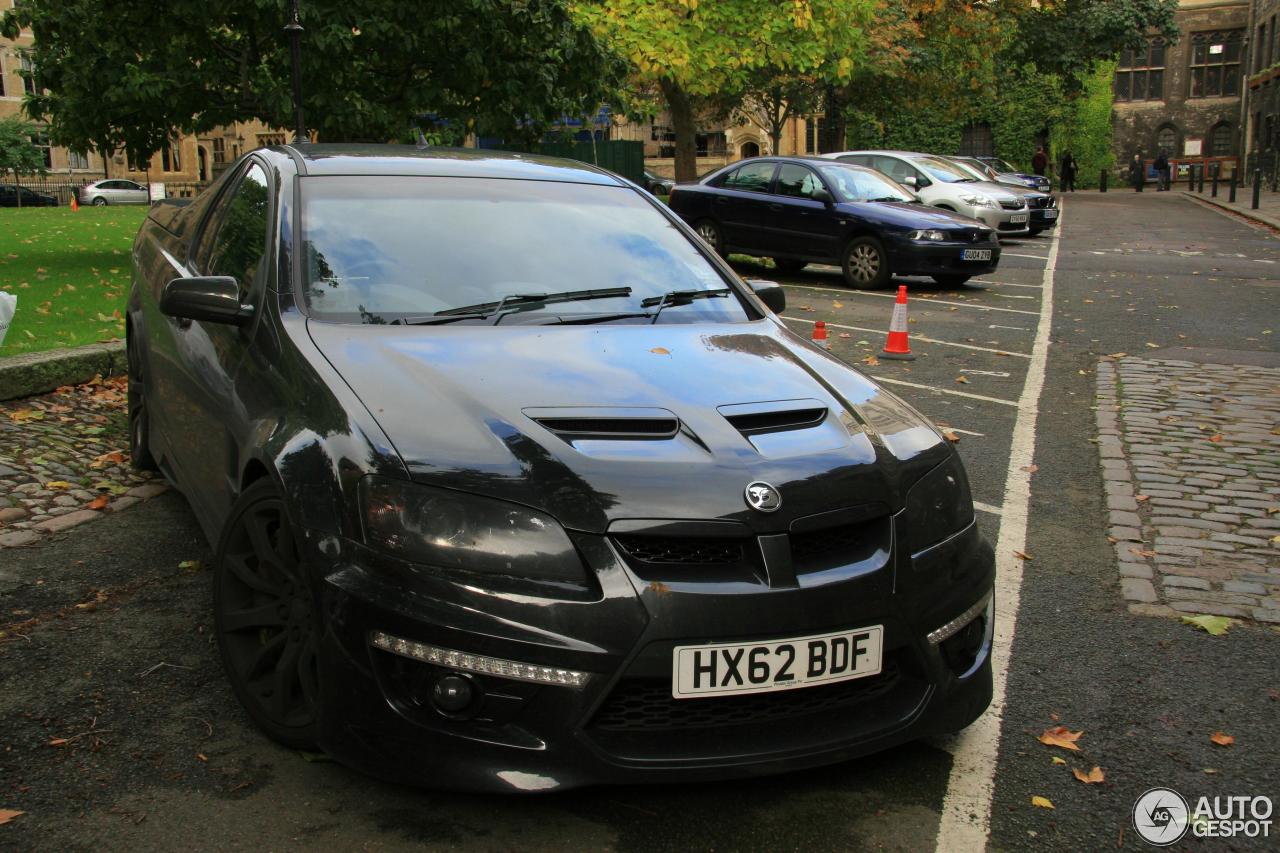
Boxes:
[931,275,971,287]
[91,197,107,206]
[771,257,808,274]
[841,236,891,290]
[214,479,322,750]
[126,332,158,471]
[694,219,723,254]
[1027,227,1045,236]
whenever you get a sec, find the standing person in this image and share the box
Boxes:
[1130,153,1145,192]
[1032,145,1048,177]
[1059,151,1078,192]
[1153,150,1170,191]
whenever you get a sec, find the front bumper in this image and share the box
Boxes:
[965,205,1031,237]
[888,239,1002,278]
[298,516,996,792]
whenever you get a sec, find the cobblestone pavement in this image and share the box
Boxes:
[0,375,167,549]
[1096,356,1280,623]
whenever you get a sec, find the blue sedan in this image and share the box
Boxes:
[668,156,1001,289]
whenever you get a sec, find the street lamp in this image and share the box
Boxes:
[284,0,307,143]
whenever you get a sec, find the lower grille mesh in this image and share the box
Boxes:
[614,535,744,565]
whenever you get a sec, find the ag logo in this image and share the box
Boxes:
[744,481,781,513]
[1133,787,1190,846]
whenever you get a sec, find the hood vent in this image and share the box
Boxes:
[719,399,828,436]
[524,407,680,442]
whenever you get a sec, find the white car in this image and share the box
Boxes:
[821,151,1030,237]
[77,179,150,206]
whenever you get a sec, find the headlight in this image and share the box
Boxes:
[961,195,997,209]
[898,455,975,555]
[908,229,947,241]
[360,476,586,582]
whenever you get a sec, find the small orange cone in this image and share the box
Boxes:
[812,320,829,350]
[70,194,79,212]
[880,285,915,360]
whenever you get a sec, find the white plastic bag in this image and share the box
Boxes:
[0,292,15,347]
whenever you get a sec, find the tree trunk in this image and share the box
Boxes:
[821,84,846,153]
[660,77,698,183]
[13,170,20,209]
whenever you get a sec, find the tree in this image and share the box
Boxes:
[575,0,876,181]
[732,67,821,157]
[1,0,624,160]
[0,116,47,208]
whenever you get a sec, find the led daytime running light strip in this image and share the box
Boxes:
[371,631,589,688]
[927,592,992,646]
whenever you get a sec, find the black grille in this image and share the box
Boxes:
[998,199,1024,211]
[535,417,678,439]
[724,407,826,436]
[1026,195,1053,209]
[614,535,744,565]
[790,524,865,563]
[590,660,901,731]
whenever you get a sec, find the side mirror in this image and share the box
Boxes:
[900,176,918,189]
[161,276,252,326]
[812,187,835,207]
[745,278,785,313]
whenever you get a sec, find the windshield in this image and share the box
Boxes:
[984,157,1018,174]
[816,164,914,203]
[298,177,750,325]
[951,159,994,181]
[911,157,976,183]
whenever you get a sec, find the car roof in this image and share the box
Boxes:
[276,143,627,186]
[825,150,949,160]
[706,155,880,174]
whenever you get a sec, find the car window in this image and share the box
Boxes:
[204,164,272,302]
[872,156,917,185]
[835,155,869,167]
[774,164,824,199]
[816,164,914,203]
[299,177,751,326]
[913,157,973,183]
[721,161,776,193]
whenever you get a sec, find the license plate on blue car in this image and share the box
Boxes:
[962,249,992,261]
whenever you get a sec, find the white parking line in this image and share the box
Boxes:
[1002,252,1049,261]
[872,377,1018,407]
[934,200,1062,853]
[779,316,1031,358]
[973,501,1003,516]
[972,279,1043,289]
[781,283,1040,316]
[990,293,1038,300]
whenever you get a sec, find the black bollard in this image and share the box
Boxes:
[1229,170,1237,203]
[1198,165,1205,193]
[1211,164,1219,197]
[1100,169,1107,192]
[1253,169,1262,210]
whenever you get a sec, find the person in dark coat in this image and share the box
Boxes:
[1130,153,1145,192]
[1032,146,1048,177]
[1059,151,1078,192]
[1153,151,1171,191]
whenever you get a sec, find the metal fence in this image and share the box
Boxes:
[6,179,210,206]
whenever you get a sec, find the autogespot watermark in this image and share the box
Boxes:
[1132,787,1273,846]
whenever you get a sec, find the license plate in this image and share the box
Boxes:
[672,626,883,698]
[1010,214,1028,223]
[962,249,992,261]
[1043,209,1058,219]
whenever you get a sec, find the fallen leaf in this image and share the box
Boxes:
[1208,434,1222,443]
[48,738,68,747]
[1130,548,1156,558]
[86,496,109,511]
[1108,352,1128,358]
[837,332,851,339]
[799,304,815,312]
[1135,494,1149,502]
[1073,766,1105,784]
[1014,550,1033,561]
[1039,726,1082,751]
[1181,614,1233,636]
[1204,768,1219,774]
[45,481,72,490]
[1145,342,1161,348]
[0,809,23,825]
[1083,298,1094,303]
[955,375,970,384]
[861,355,880,366]
[196,753,208,762]
[831,300,844,308]
[942,430,960,443]
[178,560,204,573]
[1050,756,1067,765]
[1021,464,1039,473]
[8,409,45,422]
[1031,796,1055,810]
[1209,731,1234,747]
[648,347,670,355]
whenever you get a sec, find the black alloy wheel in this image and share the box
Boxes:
[841,236,890,290]
[771,257,808,274]
[126,332,158,471]
[214,480,322,749]
[694,219,723,254]
[931,275,971,287]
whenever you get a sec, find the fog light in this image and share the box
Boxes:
[927,592,992,646]
[433,675,475,713]
[370,631,590,688]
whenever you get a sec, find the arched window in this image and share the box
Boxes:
[740,141,760,159]
[1156,125,1179,155]
[1210,122,1234,156]
[959,123,994,157]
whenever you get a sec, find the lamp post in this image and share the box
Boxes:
[285,0,307,143]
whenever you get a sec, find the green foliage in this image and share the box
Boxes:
[0,116,47,182]
[1049,63,1116,189]
[988,66,1060,170]
[1,0,623,157]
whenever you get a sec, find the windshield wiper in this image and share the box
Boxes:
[867,196,906,203]
[393,287,633,326]
[640,288,731,324]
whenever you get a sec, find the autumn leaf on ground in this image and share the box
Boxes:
[1014,550,1032,561]
[1050,756,1067,765]
[955,375,970,384]
[178,560,204,573]
[1031,796,1055,809]
[1135,494,1149,502]
[1210,732,1235,747]
[1130,547,1156,558]
[799,304,815,312]
[861,355,880,366]
[1039,726,1083,751]
[1208,434,1223,443]
[1073,766,1105,784]
[196,753,208,762]
[1021,464,1038,473]
[0,809,23,825]
[831,301,844,308]
[86,496,109,511]
[942,430,960,443]
[1108,352,1128,358]
[48,738,68,747]
[8,409,44,422]
[1145,342,1161,348]
[45,481,72,490]
[648,347,670,355]
[837,332,851,339]
[1181,614,1233,636]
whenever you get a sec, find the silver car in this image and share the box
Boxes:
[78,179,150,206]
[822,150,1030,237]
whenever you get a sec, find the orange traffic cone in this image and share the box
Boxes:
[812,320,829,350]
[880,285,915,360]
[70,194,79,212]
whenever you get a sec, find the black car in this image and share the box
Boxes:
[0,184,59,207]
[975,156,1051,193]
[668,156,1001,289]
[129,144,994,792]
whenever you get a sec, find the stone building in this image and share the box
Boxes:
[1243,0,1280,170]
[1112,0,1249,178]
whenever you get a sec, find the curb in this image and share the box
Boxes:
[0,341,126,401]
[1182,190,1280,231]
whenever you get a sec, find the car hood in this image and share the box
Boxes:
[959,181,1022,202]
[839,200,980,229]
[307,319,948,534]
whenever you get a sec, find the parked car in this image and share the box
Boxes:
[129,144,994,792]
[823,151,1030,237]
[0,184,59,207]
[79,179,150,205]
[643,168,675,195]
[946,156,1058,236]
[669,155,1000,288]
[975,156,1051,193]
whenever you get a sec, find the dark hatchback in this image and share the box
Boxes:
[0,184,59,207]
[669,156,1001,288]
[128,144,995,792]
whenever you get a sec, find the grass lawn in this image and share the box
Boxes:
[0,206,148,357]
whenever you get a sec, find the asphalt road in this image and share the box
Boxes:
[0,192,1276,851]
